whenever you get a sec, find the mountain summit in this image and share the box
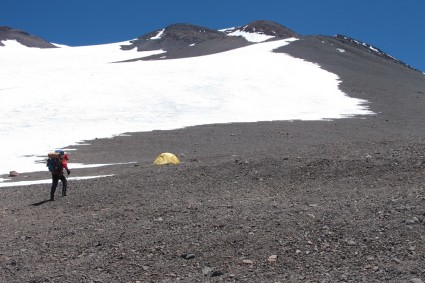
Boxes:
[222,20,300,38]
[119,20,298,60]
[120,23,241,58]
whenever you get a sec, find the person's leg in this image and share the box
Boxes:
[50,174,59,201]
[60,175,68,196]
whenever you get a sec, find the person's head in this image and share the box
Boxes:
[58,150,65,158]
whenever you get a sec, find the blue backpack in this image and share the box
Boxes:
[47,150,64,172]
[47,157,61,172]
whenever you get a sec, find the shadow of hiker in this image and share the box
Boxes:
[31,200,51,206]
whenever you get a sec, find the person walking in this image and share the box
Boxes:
[49,151,71,201]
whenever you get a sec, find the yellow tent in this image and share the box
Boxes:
[153,152,180,165]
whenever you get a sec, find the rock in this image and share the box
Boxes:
[268,255,278,262]
[347,240,357,246]
[181,253,195,260]
[202,266,223,277]
[410,278,424,283]
[9,171,19,177]
[211,270,224,277]
[202,267,214,276]
[242,259,254,264]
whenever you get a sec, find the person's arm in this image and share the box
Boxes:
[62,160,71,175]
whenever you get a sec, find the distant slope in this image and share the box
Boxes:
[276,35,425,136]
[0,20,424,176]
[0,26,57,48]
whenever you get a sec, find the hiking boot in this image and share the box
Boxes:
[62,191,67,197]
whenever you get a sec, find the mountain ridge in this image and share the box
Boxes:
[0,20,422,72]
[119,20,298,60]
[333,34,420,72]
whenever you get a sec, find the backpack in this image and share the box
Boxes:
[46,152,63,172]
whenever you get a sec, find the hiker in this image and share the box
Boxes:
[49,151,71,201]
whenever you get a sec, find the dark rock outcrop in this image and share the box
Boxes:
[121,23,228,52]
[0,26,56,48]
[223,20,300,39]
[119,23,250,61]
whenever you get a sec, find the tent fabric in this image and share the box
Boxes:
[153,152,180,165]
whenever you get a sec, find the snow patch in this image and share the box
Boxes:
[52,43,70,48]
[0,175,114,187]
[150,29,165,40]
[69,162,137,169]
[0,39,27,48]
[369,46,379,52]
[226,30,275,43]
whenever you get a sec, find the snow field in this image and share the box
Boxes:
[0,38,373,176]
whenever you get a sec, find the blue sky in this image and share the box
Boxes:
[1,0,424,71]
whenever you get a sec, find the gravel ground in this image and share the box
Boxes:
[1,36,425,283]
[1,124,425,283]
